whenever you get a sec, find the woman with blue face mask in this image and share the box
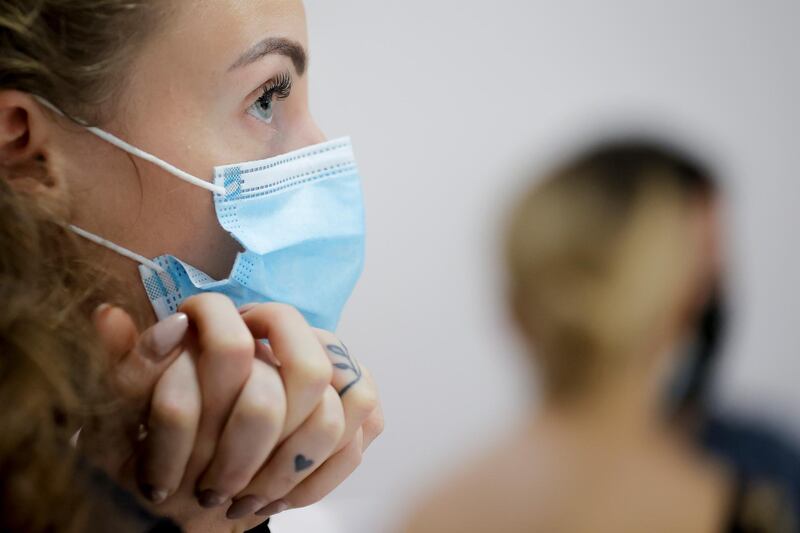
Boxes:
[0,1,383,531]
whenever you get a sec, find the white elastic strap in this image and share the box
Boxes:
[84,127,225,195]
[69,224,166,274]
[34,97,225,195]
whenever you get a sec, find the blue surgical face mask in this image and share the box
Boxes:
[38,98,365,332]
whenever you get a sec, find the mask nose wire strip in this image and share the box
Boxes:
[34,96,225,196]
[68,224,167,274]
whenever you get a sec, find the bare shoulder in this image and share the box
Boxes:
[399,425,733,533]
[400,431,559,533]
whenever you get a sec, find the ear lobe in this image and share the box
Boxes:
[0,90,61,195]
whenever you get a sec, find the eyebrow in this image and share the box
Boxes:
[229,37,307,75]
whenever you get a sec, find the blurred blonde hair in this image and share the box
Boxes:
[506,142,713,399]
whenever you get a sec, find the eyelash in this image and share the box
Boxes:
[256,71,293,108]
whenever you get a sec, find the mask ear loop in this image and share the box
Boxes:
[33,96,225,195]
[68,224,167,274]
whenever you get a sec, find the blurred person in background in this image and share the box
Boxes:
[404,140,799,533]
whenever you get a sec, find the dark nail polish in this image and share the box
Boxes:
[256,499,289,517]
[226,495,264,520]
[197,489,227,508]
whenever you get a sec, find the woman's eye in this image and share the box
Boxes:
[247,92,274,124]
[247,72,293,125]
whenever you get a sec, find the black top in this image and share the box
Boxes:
[245,518,272,533]
[725,472,796,533]
[78,457,272,533]
[701,414,800,533]
[74,458,182,533]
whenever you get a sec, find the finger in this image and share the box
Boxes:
[362,403,385,452]
[315,330,378,452]
[85,305,188,455]
[196,358,287,507]
[358,366,384,451]
[93,305,189,404]
[92,303,137,366]
[178,294,255,458]
[254,338,282,368]
[225,386,345,520]
[136,350,201,504]
[81,305,188,483]
[258,429,365,517]
[82,305,140,462]
[240,303,332,439]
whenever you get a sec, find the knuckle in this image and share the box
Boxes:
[272,301,302,315]
[180,292,231,311]
[349,448,364,469]
[313,328,340,346]
[236,394,286,427]
[348,387,379,419]
[259,302,305,326]
[364,410,385,439]
[295,358,333,390]
[317,397,346,441]
[205,334,254,361]
[150,396,197,431]
[342,435,364,469]
[317,413,345,442]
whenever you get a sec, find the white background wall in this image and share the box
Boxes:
[276,2,800,531]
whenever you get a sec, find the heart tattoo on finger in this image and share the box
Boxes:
[294,454,314,472]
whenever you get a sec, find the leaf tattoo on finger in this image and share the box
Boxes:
[326,342,362,398]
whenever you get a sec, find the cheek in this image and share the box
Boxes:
[179,221,243,281]
[64,137,151,243]
[136,174,242,280]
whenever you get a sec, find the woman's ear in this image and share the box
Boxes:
[0,90,68,201]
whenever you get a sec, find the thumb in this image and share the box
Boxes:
[92,305,189,403]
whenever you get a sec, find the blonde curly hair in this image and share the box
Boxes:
[0,1,166,530]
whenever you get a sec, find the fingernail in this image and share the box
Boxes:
[140,313,189,362]
[226,495,265,519]
[256,499,289,517]
[255,339,282,367]
[197,489,227,508]
[141,484,168,505]
[91,303,114,323]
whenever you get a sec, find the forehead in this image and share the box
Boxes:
[161,0,307,68]
[130,0,307,87]
[116,0,308,125]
